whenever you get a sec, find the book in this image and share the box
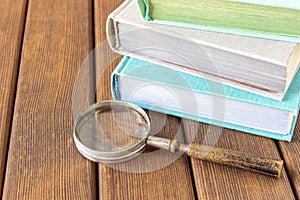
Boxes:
[107,0,300,100]
[137,0,300,43]
[111,56,300,141]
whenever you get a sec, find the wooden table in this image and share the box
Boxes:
[0,0,299,199]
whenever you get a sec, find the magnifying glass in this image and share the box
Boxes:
[73,100,283,178]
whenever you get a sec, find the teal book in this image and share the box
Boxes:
[111,56,300,141]
[137,0,300,43]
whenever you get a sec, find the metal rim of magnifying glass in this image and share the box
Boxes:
[73,100,151,163]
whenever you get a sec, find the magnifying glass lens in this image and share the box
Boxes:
[74,101,151,162]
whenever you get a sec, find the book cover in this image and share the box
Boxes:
[111,56,300,141]
[138,0,300,43]
[107,0,300,101]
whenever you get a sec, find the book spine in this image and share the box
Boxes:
[111,74,120,100]
[137,0,151,20]
[106,0,134,51]
[110,57,131,100]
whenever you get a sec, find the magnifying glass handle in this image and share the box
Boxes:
[147,136,283,178]
[183,143,283,178]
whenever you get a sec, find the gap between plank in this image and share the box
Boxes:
[91,0,100,199]
[275,140,299,200]
[181,119,199,200]
[1,0,29,197]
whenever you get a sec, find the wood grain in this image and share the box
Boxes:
[0,0,28,196]
[183,120,296,200]
[98,115,195,199]
[2,0,97,199]
[279,114,300,199]
[94,0,195,199]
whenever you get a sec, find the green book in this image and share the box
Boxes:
[138,0,300,42]
[107,0,300,101]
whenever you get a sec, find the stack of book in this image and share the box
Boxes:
[107,0,300,141]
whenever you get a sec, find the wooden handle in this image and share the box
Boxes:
[146,136,283,178]
[185,144,283,178]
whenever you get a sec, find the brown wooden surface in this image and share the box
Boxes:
[0,0,28,196]
[0,0,299,199]
[183,120,295,200]
[2,0,97,199]
[279,119,300,199]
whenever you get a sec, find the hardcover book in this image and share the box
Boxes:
[137,0,300,43]
[107,0,300,100]
[111,56,300,141]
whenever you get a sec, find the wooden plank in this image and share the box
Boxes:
[279,113,300,199]
[183,120,296,200]
[98,115,195,199]
[0,0,27,196]
[94,0,196,199]
[2,0,97,199]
